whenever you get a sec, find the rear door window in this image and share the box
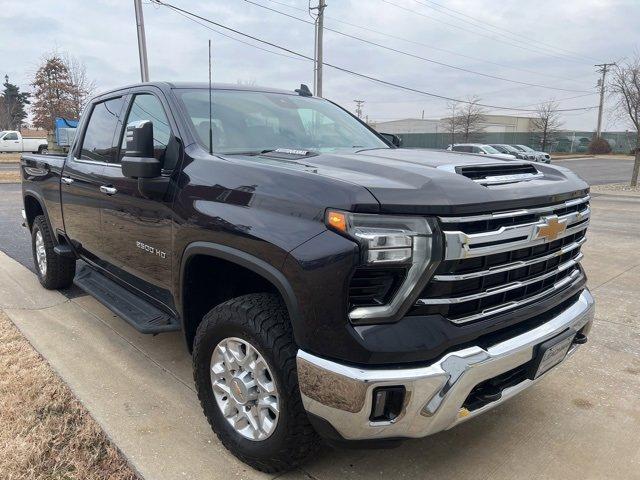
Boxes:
[80,97,125,162]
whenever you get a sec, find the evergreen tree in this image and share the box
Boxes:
[0,75,30,130]
[30,56,75,131]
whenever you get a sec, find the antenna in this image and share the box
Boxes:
[208,39,213,155]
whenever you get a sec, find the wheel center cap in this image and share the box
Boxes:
[230,377,249,404]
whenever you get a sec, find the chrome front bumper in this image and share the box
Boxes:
[297,289,594,441]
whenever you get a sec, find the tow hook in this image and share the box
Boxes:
[573,332,588,345]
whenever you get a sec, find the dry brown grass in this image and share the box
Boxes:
[0,311,140,480]
[0,153,21,163]
[0,170,21,183]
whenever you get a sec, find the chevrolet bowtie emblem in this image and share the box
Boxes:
[536,215,567,241]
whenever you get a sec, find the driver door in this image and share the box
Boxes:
[98,88,181,308]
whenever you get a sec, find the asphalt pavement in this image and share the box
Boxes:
[553,156,634,185]
[0,183,32,270]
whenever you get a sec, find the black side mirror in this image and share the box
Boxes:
[380,133,402,148]
[121,120,161,179]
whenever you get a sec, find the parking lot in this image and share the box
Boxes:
[0,157,639,479]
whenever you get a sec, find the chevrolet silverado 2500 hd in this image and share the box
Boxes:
[21,82,594,473]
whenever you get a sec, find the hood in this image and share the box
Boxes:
[232,148,589,216]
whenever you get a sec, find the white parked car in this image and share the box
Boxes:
[511,144,551,163]
[0,130,48,153]
[447,143,516,160]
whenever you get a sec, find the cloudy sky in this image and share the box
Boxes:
[1,0,638,130]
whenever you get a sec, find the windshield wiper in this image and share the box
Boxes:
[221,148,316,157]
[221,149,276,156]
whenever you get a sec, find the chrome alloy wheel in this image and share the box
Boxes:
[35,230,47,276]
[210,337,280,441]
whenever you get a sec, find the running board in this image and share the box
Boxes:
[74,264,180,334]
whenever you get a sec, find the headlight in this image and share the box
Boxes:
[326,210,441,324]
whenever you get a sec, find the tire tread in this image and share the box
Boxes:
[192,293,319,473]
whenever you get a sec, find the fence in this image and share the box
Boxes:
[396,131,637,153]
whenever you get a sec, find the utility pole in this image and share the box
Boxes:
[310,0,326,97]
[595,62,615,138]
[134,0,150,82]
[354,99,365,119]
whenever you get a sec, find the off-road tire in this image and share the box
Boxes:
[193,293,319,473]
[31,215,75,289]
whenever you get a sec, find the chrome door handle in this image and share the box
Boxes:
[61,177,74,185]
[100,185,117,195]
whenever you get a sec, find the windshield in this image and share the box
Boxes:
[481,145,501,154]
[517,145,535,152]
[174,89,388,154]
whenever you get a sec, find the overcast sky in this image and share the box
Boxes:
[1,0,638,130]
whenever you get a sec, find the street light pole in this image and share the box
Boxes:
[134,0,150,82]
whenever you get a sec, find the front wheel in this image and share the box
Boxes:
[193,293,319,473]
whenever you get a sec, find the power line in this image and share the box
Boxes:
[380,0,594,65]
[168,7,306,63]
[242,0,591,93]
[149,0,598,113]
[257,0,589,85]
[411,0,598,63]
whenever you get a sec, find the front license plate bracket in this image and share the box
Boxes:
[530,330,576,379]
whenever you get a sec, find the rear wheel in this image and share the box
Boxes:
[193,293,319,473]
[31,215,75,289]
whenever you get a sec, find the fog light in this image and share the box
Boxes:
[370,386,406,422]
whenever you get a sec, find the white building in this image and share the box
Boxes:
[371,115,534,134]
[368,118,440,134]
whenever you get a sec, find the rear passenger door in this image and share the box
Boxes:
[61,96,126,261]
[98,89,181,308]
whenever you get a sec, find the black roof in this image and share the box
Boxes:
[93,81,299,99]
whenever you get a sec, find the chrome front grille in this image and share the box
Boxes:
[413,196,590,324]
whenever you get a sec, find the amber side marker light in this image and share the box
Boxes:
[326,210,347,233]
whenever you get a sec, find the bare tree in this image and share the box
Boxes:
[441,101,461,146]
[610,55,640,186]
[530,100,563,152]
[457,95,486,142]
[62,52,96,118]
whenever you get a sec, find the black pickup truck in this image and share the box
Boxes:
[21,82,594,473]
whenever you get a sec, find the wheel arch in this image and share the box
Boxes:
[179,242,302,351]
[23,192,52,234]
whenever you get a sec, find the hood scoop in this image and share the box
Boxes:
[455,163,543,186]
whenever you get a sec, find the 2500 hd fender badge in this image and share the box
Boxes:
[136,241,166,259]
